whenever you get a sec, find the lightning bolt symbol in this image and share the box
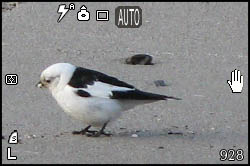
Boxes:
[57,4,69,23]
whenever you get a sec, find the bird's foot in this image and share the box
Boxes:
[72,130,85,135]
[72,126,98,135]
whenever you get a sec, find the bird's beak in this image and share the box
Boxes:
[36,81,43,88]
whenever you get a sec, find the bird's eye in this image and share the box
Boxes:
[45,79,51,83]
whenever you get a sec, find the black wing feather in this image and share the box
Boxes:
[68,67,134,89]
[110,90,181,100]
[75,90,91,97]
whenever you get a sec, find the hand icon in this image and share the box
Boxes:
[227,69,243,93]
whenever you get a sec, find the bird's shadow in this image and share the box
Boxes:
[49,126,196,139]
[111,128,195,139]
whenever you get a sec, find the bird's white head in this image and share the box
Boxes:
[36,63,76,92]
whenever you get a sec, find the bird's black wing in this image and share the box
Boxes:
[75,89,91,97]
[68,67,134,89]
[110,89,181,100]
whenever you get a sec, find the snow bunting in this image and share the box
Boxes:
[36,63,181,137]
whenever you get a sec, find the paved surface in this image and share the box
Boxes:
[2,2,248,164]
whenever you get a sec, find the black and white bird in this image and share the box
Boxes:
[36,63,181,137]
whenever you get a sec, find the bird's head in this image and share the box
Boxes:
[36,63,76,92]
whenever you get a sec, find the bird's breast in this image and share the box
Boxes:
[51,86,123,126]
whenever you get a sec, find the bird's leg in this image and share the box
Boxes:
[72,125,97,135]
[86,122,112,137]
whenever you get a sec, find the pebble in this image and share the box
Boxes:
[131,134,138,138]
[76,50,81,55]
[2,2,18,11]
[158,146,164,149]
[168,131,183,135]
[125,54,153,65]
[17,139,23,144]
[154,80,168,87]
[26,134,37,139]
[187,130,195,134]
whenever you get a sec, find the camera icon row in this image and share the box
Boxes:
[58,4,109,22]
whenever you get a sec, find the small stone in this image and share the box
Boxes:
[125,54,153,65]
[211,127,215,130]
[131,134,138,138]
[185,125,188,129]
[2,2,18,11]
[187,130,195,134]
[26,134,37,139]
[158,146,164,149]
[17,139,23,144]
[120,127,126,130]
[168,131,183,135]
[76,50,81,55]
[154,80,168,87]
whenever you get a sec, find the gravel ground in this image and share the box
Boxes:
[2,2,248,164]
